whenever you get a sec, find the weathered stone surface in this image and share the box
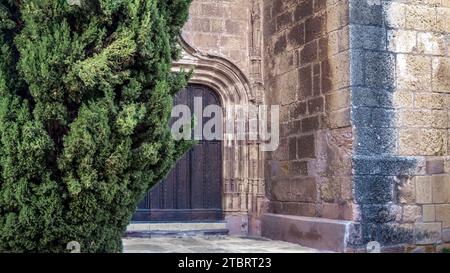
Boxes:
[423,205,436,222]
[442,228,450,243]
[431,175,450,203]
[261,213,351,252]
[414,222,442,245]
[354,176,394,204]
[397,54,432,91]
[426,159,445,174]
[415,176,433,204]
[402,205,422,223]
[432,57,450,93]
[436,205,450,228]
[398,176,416,204]
[174,0,450,252]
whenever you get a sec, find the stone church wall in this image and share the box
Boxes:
[180,0,450,252]
[262,0,353,222]
[349,0,450,252]
[182,0,252,75]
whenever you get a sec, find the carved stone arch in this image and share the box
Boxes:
[171,38,266,235]
[172,38,256,106]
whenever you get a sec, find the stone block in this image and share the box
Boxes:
[442,228,450,243]
[354,176,394,204]
[393,91,413,108]
[382,1,406,28]
[192,33,219,48]
[276,11,293,31]
[328,109,351,129]
[349,0,383,26]
[300,41,318,64]
[423,205,436,222]
[352,87,393,108]
[354,127,396,155]
[329,51,351,90]
[305,14,326,43]
[225,19,242,35]
[325,90,350,112]
[387,29,416,53]
[417,32,447,56]
[414,222,442,245]
[273,34,287,55]
[405,5,437,31]
[350,25,386,50]
[280,202,316,217]
[415,93,445,110]
[301,115,320,132]
[320,180,340,203]
[290,161,309,176]
[294,0,313,20]
[432,57,450,93]
[436,204,450,228]
[261,213,352,252]
[363,223,414,245]
[287,22,305,49]
[398,176,416,204]
[297,134,315,159]
[271,179,291,201]
[290,101,307,120]
[418,129,446,156]
[364,51,395,90]
[353,155,418,176]
[298,65,313,99]
[361,204,402,224]
[426,159,445,174]
[432,175,450,203]
[291,177,317,203]
[400,109,442,128]
[288,137,297,160]
[321,202,353,221]
[399,129,419,156]
[402,205,421,223]
[272,177,317,203]
[307,96,324,114]
[397,54,432,91]
[415,176,432,204]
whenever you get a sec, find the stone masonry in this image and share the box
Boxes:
[180,0,450,252]
[349,0,450,252]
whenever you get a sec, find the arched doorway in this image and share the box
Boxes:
[132,84,223,222]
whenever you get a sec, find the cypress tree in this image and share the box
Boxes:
[0,0,192,252]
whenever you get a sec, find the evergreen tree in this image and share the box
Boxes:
[0,0,192,252]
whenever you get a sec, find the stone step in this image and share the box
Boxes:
[125,222,229,238]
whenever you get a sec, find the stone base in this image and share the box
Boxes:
[261,213,352,252]
[225,214,249,235]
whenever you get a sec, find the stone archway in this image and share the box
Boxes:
[171,38,266,235]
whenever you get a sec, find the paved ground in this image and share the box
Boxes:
[123,236,319,253]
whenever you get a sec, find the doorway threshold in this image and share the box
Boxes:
[125,222,229,238]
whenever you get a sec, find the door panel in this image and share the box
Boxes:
[132,84,223,222]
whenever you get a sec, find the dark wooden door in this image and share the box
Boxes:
[132,85,223,222]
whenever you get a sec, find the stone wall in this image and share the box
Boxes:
[349,0,450,252]
[180,0,265,236]
[180,0,450,252]
[262,0,353,221]
[182,0,252,75]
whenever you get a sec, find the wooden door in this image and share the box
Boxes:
[132,84,223,222]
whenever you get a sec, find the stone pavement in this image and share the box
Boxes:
[122,236,319,253]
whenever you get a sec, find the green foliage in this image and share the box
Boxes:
[0,0,192,252]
